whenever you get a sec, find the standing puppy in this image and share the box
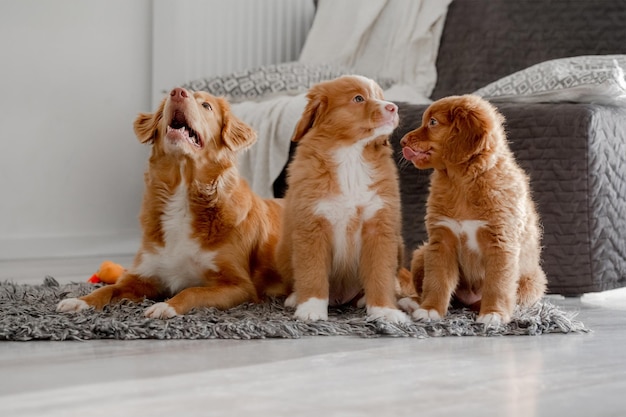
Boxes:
[400,95,547,326]
[277,75,409,323]
[57,88,290,318]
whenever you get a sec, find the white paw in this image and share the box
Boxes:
[56,298,90,313]
[284,292,298,308]
[367,306,410,324]
[412,308,442,321]
[144,302,178,319]
[397,297,420,314]
[294,297,328,321]
[356,295,366,308]
[477,312,503,327]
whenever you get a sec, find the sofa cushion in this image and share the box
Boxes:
[473,55,626,105]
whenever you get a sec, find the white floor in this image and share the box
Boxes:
[1,256,625,417]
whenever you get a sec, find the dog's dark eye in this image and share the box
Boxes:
[202,102,213,111]
[429,118,438,126]
[353,95,365,103]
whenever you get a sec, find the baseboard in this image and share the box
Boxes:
[0,232,141,261]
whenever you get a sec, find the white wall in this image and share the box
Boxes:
[0,0,153,260]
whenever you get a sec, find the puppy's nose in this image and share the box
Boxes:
[170,87,189,101]
[385,102,398,113]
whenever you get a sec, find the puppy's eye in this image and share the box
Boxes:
[353,95,365,103]
[428,117,438,126]
[202,102,213,111]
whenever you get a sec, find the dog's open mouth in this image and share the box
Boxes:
[166,111,203,148]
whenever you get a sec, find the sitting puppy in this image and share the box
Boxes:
[400,94,547,326]
[277,75,409,324]
[57,88,290,318]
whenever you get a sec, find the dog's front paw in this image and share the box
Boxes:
[294,298,328,321]
[412,308,442,321]
[367,306,410,324]
[56,298,90,313]
[144,302,178,319]
[477,312,505,327]
[397,297,420,314]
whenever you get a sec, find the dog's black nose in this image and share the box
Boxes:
[170,87,189,100]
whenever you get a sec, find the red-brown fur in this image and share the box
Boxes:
[400,94,546,325]
[276,75,410,323]
[57,88,290,318]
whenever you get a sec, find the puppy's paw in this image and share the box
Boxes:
[294,298,328,321]
[412,308,442,321]
[356,295,366,308]
[397,297,420,314]
[477,312,505,327]
[284,292,298,308]
[56,298,90,313]
[144,302,178,319]
[367,306,410,324]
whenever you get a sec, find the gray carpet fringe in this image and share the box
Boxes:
[0,276,589,341]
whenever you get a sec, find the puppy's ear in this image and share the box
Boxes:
[134,99,165,144]
[291,88,327,142]
[446,104,491,164]
[220,98,257,152]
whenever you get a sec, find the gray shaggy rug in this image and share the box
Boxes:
[0,277,588,341]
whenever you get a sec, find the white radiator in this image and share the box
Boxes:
[152,0,316,106]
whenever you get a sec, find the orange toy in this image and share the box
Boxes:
[87,260,125,284]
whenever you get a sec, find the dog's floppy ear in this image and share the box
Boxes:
[291,88,327,142]
[220,98,257,152]
[134,99,165,144]
[445,103,491,165]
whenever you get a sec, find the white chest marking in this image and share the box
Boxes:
[435,217,487,253]
[313,141,384,266]
[134,182,218,294]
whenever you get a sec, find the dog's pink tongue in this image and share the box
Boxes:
[402,146,419,161]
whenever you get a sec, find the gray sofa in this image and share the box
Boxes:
[275,0,626,296]
[390,0,626,296]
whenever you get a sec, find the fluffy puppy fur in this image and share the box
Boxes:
[399,94,546,326]
[277,75,409,324]
[57,88,290,318]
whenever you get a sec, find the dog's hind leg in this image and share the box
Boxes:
[409,244,427,299]
[517,268,547,307]
[144,267,258,319]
